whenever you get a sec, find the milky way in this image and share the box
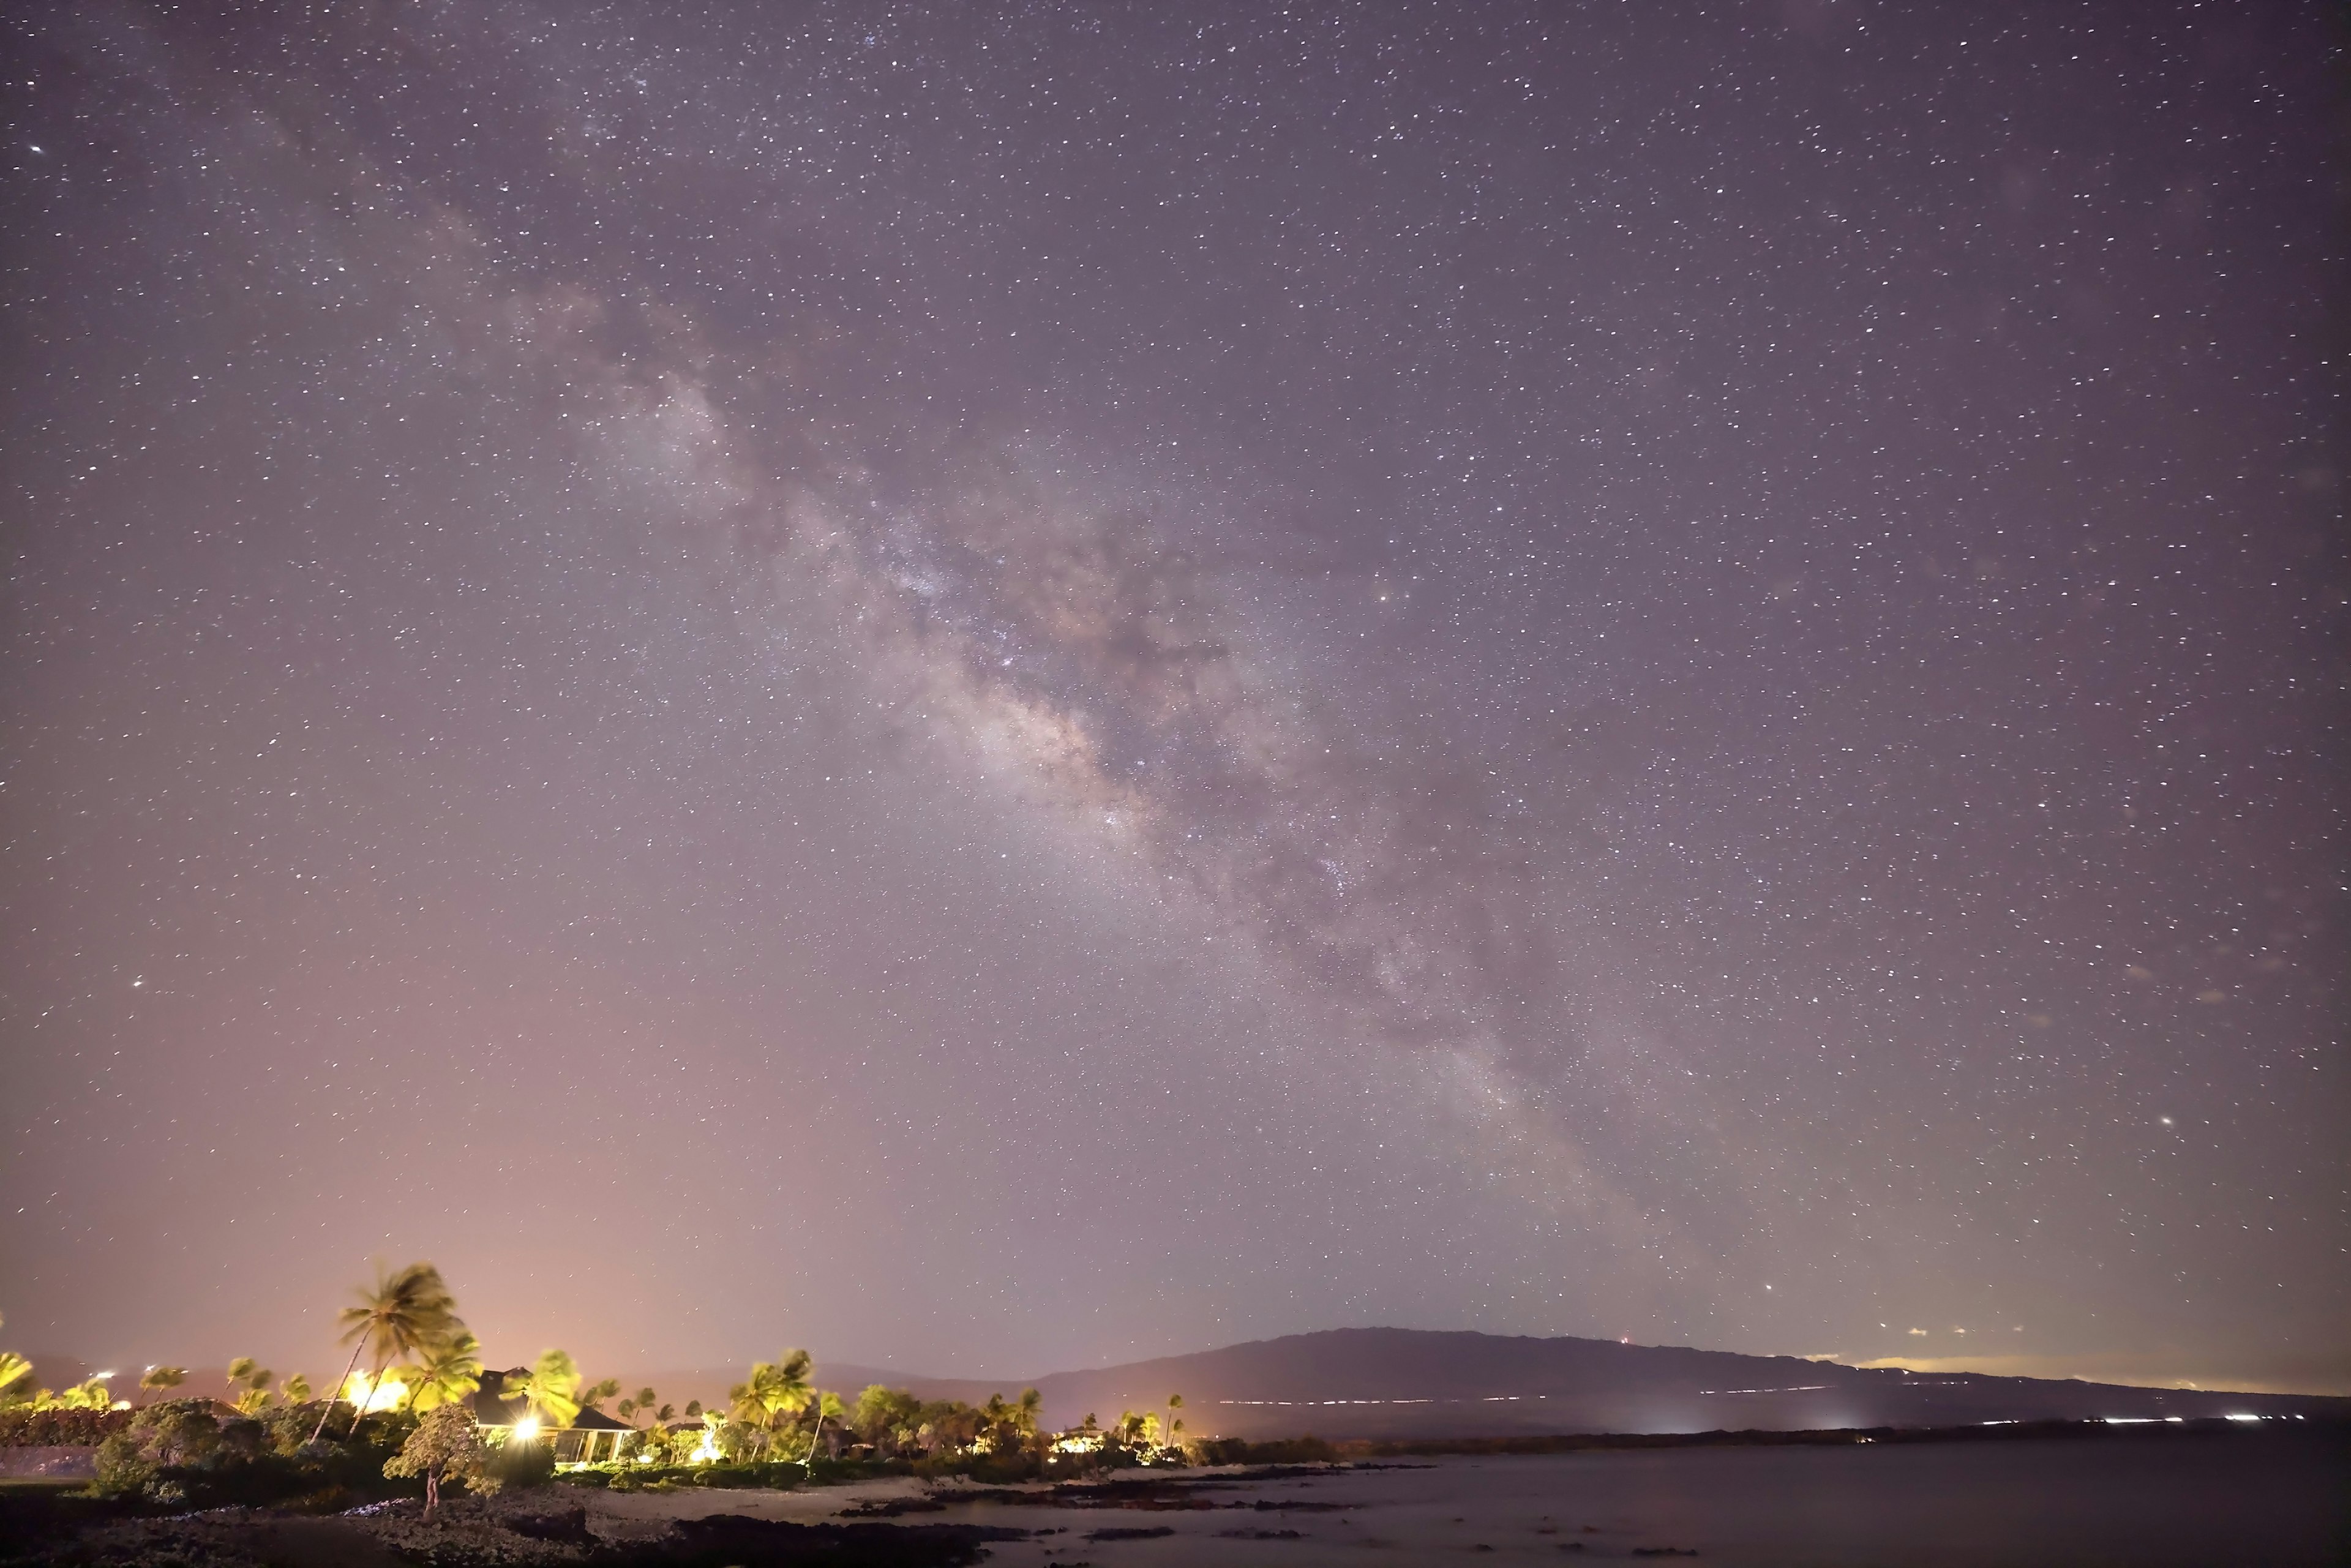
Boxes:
[1,3,2342,1394]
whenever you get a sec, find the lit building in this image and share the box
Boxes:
[467,1368,636,1466]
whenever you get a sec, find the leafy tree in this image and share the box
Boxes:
[924,1400,983,1455]
[851,1385,924,1458]
[315,1262,463,1442]
[384,1403,499,1516]
[139,1367,187,1405]
[95,1399,219,1496]
[405,1333,484,1414]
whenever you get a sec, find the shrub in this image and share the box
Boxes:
[82,1396,426,1510]
[94,1401,222,1496]
[0,1407,132,1446]
[486,1435,555,1490]
[1187,1435,1338,1465]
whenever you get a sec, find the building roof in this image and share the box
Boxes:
[470,1368,634,1431]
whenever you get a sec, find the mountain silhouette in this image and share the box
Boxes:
[817,1328,2348,1439]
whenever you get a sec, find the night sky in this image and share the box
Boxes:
[2,3,2343,1397]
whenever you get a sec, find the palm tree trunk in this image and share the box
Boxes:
[346,1352,392,1438]
[312,1337,372,1444]
[804,1412,824,1466]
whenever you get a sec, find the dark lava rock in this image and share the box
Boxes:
[629,1513,1026,1567]
[507,1507,596,1545]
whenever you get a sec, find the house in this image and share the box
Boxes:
[468,1368,636,1465]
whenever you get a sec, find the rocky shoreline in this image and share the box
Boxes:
[0,1488,1022,1568]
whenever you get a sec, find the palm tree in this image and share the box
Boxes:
[59,1378,113,1410]
[0,1351,31,1406]
[578,1377,621,1411]
[138,1367,187,1405]
[233,1370,276,1416]
[980,1392,1012,1452]
[512,1349,583,1429]
[312,1261,463,1442]
[225,1357,258,1402]
[281,1373,313,1406]
[804,1390,846,1463]
[1164,1393,1183,1454]
[733,1351,812,1459]
[726,1379,763,1450]
[405,1332,483,1414]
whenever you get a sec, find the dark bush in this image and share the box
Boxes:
[486,1436,556,1490]
[94,1400,222,1496]
[0,1406,132,1446]
[1188,1435,1338,1465]
[84,1397,421,1510]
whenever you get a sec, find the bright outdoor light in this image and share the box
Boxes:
[513,1415,542,1443]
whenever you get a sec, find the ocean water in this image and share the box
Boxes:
[926,1432,2351,1566]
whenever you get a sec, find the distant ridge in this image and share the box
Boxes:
[793,1328,2351,1440]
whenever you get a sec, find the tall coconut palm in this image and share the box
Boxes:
[312,1261,462,1442]
[978,1392,1011,1452]
[0,1351,31,1406]
[1164,1393,1183,1453]
[405,1332,483,1414]
[803,1390,846,1463]
[281,1373,313,1406]
[225,1357,258,1402]
[746,1351,812,1458]
[138,1367,187,1406]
